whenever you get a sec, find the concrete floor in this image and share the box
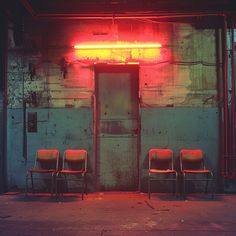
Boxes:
[0,192,236,236]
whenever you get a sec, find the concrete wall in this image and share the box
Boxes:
[0,12,7,193]
[7,108,94,191]
[140,107,219,192]
[0,94,4,192]
[6,19,220,192]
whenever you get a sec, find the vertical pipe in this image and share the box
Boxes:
[93,94,97,191]
[137,67,141,191]
[0,12,8,192]
[230,17,235,178]
[23,101,27,160]
[22,78,27,162]
[217,28,225,178]
[223,16,229,177]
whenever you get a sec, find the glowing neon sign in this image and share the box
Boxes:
[74,43,162,49]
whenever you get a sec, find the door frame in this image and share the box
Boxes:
[94,64,140,191]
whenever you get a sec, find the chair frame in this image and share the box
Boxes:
[180,149,214,198]
[25,149,59,195]
[55,149,87,200]
[148,149,178,199]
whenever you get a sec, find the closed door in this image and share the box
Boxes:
[95,65,139,191]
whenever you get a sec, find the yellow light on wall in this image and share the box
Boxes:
[73,42,162,62]
[74,43,162,49]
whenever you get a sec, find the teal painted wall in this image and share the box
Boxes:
[140,107,219,192]
[7,107,219,192]
[7,108,94,191]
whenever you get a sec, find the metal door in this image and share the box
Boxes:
[95,65,139,191]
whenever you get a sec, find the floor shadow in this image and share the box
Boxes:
[180,193,223,201]
[149,193,223,202]
[12,193,82,203]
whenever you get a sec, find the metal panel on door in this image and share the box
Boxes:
[95,65,139,191]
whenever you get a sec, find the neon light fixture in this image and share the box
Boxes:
[74,43,162,49]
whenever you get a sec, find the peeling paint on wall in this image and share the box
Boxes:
[7,20,217,108]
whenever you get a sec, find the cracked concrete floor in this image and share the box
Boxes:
[1,192,236,235]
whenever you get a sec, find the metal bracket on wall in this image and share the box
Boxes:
[27,112,37,133]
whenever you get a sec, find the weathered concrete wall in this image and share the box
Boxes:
[140,107,219,192]
[7,20,217,109]
[0,93,4,192]
[6,19,219,191]
[0,13,7,192]
[140,24,217,107]
[7,108,93,190]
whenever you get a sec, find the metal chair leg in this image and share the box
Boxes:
[148,176,151,199]
[183,173,186,198]
[205,174,209,194]
[30,172,34,193]
[81,177,84,200]
[50,173,55,195]
[211,175,215,199]
[84,174,87,195]
[175,173,178,197]
[55,173,65,198]
[25,173,29,196]
[172,174,175,195]
[55,173,58,196]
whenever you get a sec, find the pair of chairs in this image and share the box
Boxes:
[25,149,87,199]
[148,149,214,199]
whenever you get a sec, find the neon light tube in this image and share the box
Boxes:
[74,43,162,49]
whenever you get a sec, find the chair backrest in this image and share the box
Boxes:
[35,149,59,170]
[180,149,205,171]
[63,149,87,172]
[149,149,174,170]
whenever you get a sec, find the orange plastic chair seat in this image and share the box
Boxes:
[181,149,203,162]
[183,170,211,174]
[149,169,176,174]
[59,170,84,174]
[149,149,173,161]
[37,149,59,161]
[64,150,87,162]
[29,169,56,173]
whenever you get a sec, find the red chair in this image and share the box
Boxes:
[56,149,87,200]
[148,149,178,199]
[26,149,59,194]
[180,149,214,197]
